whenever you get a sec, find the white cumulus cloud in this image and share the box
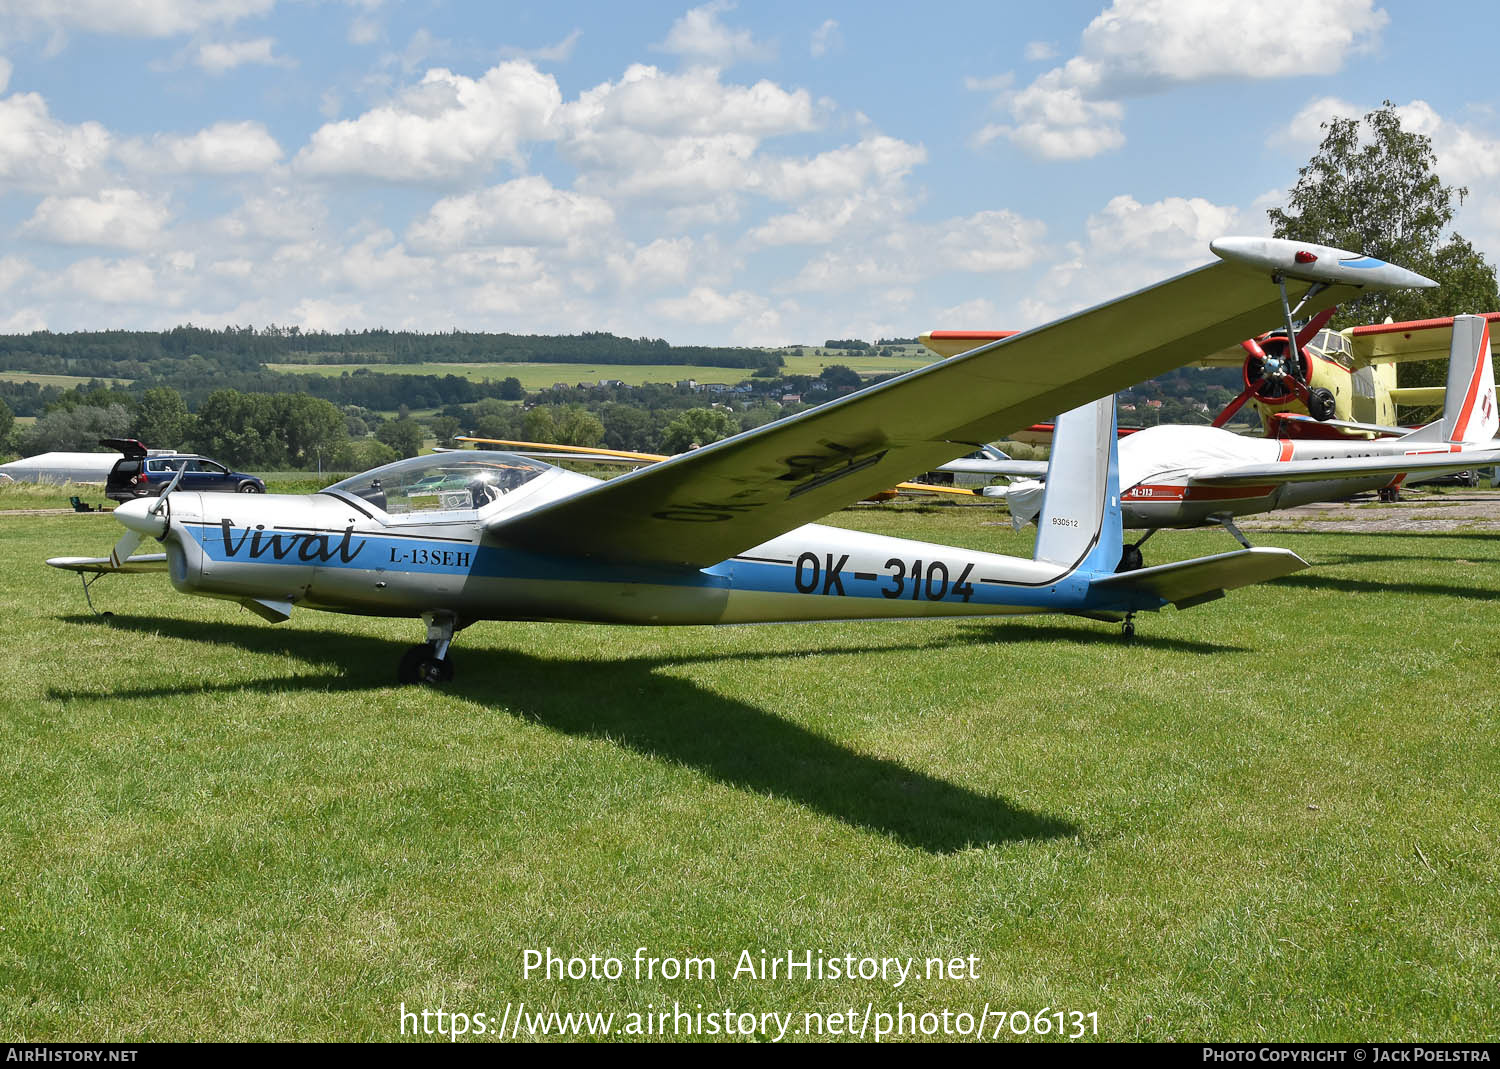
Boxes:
[0,0,274,38]
[22,188,171,249]
[558,64,817,203]
[656,2,772,66]
[295,61,563,182]
[193,37,288,74]
[407,176,615,250]
[973,0,1387,160]
[0,91,112,191]
[55,257,158,304]
[119,120,283,174]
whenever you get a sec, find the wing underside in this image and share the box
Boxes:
[1349,312,1500,365]
[482,258,1389,568]
[47,553,169,574]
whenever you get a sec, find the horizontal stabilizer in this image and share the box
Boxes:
[46,553,168,574]
[935,457,1050,478]
[1091,547,1306,609]
[1192,447,1500,486]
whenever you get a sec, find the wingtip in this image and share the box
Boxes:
[1210,236,1436,291]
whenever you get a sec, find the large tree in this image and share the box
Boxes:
[1266,104,1500,329]
[1268,103,1498,392]
[660,407,737,453]
[133,386,192,449]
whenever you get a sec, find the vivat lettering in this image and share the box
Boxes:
[220,519,364,563]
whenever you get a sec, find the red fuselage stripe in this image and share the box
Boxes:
[1450,319,1490,442]
[1125,483,1277,502]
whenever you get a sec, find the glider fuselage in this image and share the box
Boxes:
[156,487,1153,626]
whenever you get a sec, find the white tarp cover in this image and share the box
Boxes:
[0,452,119,483]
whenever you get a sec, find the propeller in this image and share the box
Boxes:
[1212,306,1338,428]
[108,462,186,566]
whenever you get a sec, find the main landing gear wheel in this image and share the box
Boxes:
[1308,386,1336,421]
[396,610,463,685]
[398,642,454,685]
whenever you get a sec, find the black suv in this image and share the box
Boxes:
[102,439,266,502]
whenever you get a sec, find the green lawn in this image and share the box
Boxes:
[2,502,1496,1041]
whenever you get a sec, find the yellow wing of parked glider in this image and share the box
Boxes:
[480,241,1430,568]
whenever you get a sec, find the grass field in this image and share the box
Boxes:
[270,362,766,389]
[0,371,134,389]
[779,348,934,378]
[268,349,937,390]
[2,500,1496,1041]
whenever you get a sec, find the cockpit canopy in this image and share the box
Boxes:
[323,451,554,514]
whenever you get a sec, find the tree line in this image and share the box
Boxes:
[0,327,782,379]
[0,363,876,473]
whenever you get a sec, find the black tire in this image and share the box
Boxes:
[1308,387,1336,421]
[1117,544,1143,572]
[237,481,264,493]
[397,643,454,685]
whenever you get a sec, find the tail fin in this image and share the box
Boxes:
[1400,314,1497,444]
[1033,396,1123,574]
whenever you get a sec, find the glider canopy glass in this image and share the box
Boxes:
[325,451,554,514]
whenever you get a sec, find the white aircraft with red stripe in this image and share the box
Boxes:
[994,314,1500,555]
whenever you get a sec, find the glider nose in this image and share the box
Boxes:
[114,496,168,539]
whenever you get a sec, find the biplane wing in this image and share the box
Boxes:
[1348,312,1500,365]
[480,239,1430,568]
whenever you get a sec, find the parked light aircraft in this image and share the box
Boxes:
[987,315,1500,562]
[48,237,1434,682]
[923,312,1500,439]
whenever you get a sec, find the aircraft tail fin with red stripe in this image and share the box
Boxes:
[1400,314,1497,445]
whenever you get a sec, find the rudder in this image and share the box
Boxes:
[1442,314,1497,443]
[1033,396,1124,574]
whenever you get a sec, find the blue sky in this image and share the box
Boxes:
[0,0,1495,344]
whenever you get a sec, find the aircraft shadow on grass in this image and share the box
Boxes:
[38,612,1255,853]
[1255,529,1500,547]
[1270,571,1500,600]
[1264,549,1500,600]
